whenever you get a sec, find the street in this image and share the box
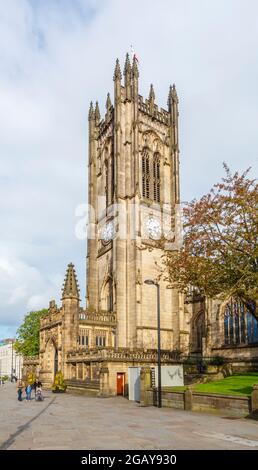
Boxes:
[0,382,258,450]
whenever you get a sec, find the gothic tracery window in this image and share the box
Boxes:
[104,144,114,209]
[142,148,150,199]
[142,147,161,202]
[105,160,109,208]
[224,298,258,346]
[153,152,161,202]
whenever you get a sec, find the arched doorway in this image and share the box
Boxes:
[44,337,58,383]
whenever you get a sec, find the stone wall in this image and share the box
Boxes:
[22,356,40,380]
[140,367,257,417]
[144,388,252,417]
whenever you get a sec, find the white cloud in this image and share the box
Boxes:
[0,254,62,327]
[0,0,258,336]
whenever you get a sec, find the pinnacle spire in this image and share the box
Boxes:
[149,83,155,102]
[132,55,139,78]
[172,83,178,102]
[168,84,178,110]
[88,101,94,120]
[167,85,172,110]
[113,58,122,81]
[106,92,112,110]
[62,263,80,300]
[123,52,131,76]
[95,101,100,123]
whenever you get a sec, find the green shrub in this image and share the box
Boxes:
[52,371,67,392]
[209,356,225,366]
[1,375,9,382]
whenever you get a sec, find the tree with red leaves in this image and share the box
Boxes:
[164,165,258,319]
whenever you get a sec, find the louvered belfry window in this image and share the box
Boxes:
[142,148,161,202]
[142,148,150,199]
[153,152,161,203]
[105,160,109,208]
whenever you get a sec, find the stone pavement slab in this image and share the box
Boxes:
[0,382,258,450]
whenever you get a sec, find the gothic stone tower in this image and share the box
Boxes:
[86,54,187,353]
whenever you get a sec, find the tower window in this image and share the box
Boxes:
[105,161,109,208]
[153,152,161,203]
[142,149,150,199]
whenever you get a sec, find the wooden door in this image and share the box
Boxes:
[117,373,125,396]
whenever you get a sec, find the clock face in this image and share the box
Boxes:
[100,221,115,244]
[146,217,161,240]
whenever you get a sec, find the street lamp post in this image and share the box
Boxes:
[144,279,162,408]
[11,339,14,381]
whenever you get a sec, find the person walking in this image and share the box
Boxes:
[25,383,32,401]
[17,380,23,402]
[32,380,37,398]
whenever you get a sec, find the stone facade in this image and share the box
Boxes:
[186,294,258,365]
[29,55,258,395]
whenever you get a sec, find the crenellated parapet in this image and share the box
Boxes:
[138,94,169,125]
[23,355,39,365]
[40,300,62,331]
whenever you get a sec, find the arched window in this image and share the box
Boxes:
[153,152,161,202]
[105,160,109,208]
[142,148,150,199]
[224,298,258,345]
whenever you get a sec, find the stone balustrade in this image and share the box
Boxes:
[66,347,181,363]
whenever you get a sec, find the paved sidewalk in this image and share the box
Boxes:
[0,382,258,450]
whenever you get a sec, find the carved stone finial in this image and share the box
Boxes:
[88,101,94,120]
[149,83,155,103]
[106,92,112,110]
[172,83,178,103]
[123,52,131,76]
[132,55,139,79]
[168,84,178,111]
[113,58,122,81]
[95,101,100,123]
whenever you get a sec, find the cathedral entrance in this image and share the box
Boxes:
[117,372,125,396]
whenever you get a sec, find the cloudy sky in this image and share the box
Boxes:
[0,0,258,338]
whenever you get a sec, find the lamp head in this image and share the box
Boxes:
[144,279,155,285]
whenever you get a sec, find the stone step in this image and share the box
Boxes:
[65,379,100,388]
[66,386,100,397]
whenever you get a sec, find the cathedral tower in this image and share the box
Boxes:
[86,54,186,352]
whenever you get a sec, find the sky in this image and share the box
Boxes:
[0,0,258,338]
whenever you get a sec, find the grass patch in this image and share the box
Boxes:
[170,373,258,397]
[193,373,258,396]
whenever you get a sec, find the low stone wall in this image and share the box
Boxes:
[65,379,100,396]
[146,388,251,417]
[140,367,258,417]
[145,389,185,409]
[191,392,251,416]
